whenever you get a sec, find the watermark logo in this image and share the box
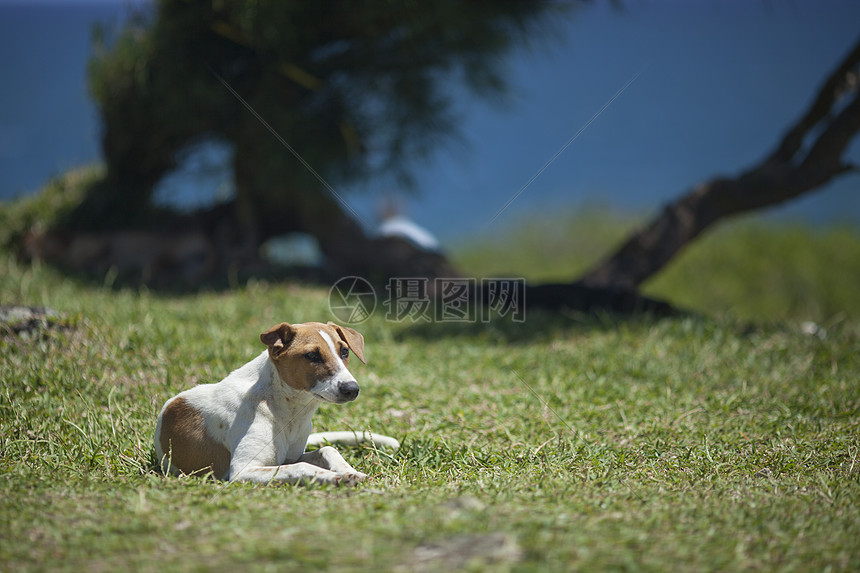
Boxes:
[328,277,526,324]
[328,276,377,324]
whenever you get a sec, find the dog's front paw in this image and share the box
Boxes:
[335,471,368,487]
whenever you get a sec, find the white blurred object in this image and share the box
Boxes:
[261,233,325,267]
[800,321,826,339]
[377,215,440,252]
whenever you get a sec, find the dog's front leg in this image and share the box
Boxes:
[230,462,360,486]
[300,446,368,483]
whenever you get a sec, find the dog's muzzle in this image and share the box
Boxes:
[337,380,360,402]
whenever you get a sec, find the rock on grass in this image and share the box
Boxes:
[0,305,71,337]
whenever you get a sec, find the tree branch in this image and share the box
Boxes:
[577,36,860,290]
[765,39,860,166]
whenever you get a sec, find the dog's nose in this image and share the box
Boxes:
[338,380,359,401]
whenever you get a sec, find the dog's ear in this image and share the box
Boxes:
[328,322,366,364]
[260,322,294,357]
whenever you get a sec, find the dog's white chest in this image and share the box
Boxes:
[271,412,313,465]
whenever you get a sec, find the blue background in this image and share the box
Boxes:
[1,1,859,245]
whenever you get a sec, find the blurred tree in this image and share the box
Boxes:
[81,0,566,280]
[490,35,860,316]
[46,1,857,312]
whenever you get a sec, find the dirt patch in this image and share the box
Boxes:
[398,532,522,572]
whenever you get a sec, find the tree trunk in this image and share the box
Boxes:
[231,126,459,283]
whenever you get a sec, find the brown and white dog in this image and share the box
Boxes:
[154,321,399,486]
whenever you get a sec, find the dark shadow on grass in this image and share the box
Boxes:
[24,256,336,297]
[394,288,692,344]
[68,268,689,343]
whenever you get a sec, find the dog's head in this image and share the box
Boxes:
[260,321,365,403]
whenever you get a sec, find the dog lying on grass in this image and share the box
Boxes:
[154,321,398,485]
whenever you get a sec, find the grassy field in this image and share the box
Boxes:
[2,211,859,571]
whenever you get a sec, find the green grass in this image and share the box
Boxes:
[454,208,860,321]
[0,165,104,249]
[2,212,860,572]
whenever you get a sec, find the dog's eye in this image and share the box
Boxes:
[340,347,349,359]
[304,351,322,363]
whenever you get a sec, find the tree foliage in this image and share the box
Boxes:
[83,0,564,241]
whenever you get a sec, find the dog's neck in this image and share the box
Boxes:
[259,352,320,422]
